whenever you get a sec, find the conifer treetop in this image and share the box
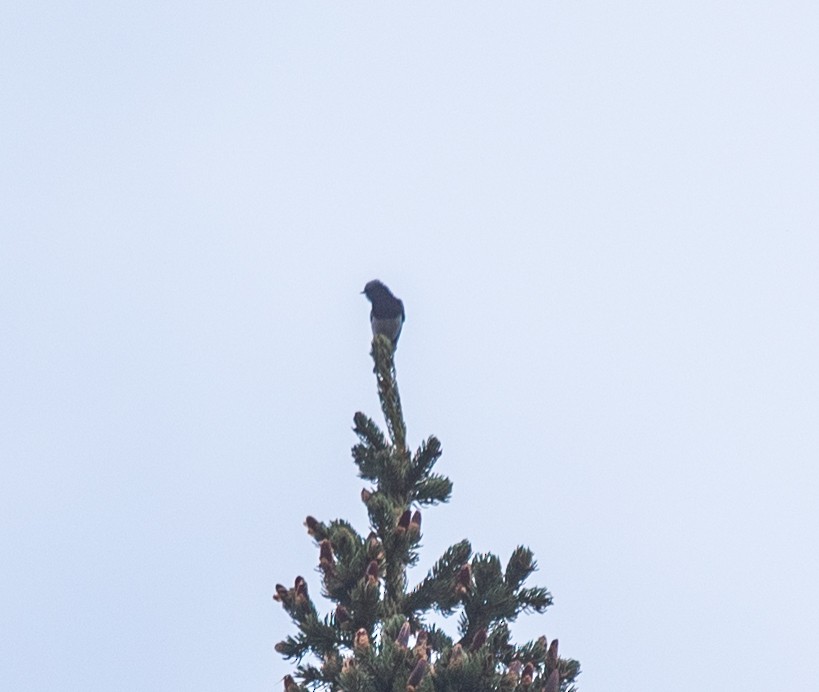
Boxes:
[273,335,580,691]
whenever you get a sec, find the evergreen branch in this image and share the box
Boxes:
[517,586,554,613]
[405,539,472,616]
[472,553,504,593]
[298,613,342,658]
[383,547,407,616]
[433,642,498,691]
[369,451,409,500]
[352,412,387,451]
[274,577,319,625]
[275,613,343,665]
[324,520,365,564]
[426,624,454,652]
[294,662,330,688]
[314,521,368,604]
[559,657,582,687]
[487,621,514,661]
[348,572,381,632]
[370,336,406,452]
[408,436,443,485]
[275,633,309,661]
[351,444,391,482]
[337,660,376,691]
[512,633,549,665]
[412,473,453,505]
[458,551,556,646]
[504,545,537,590]
[362,491,394,538]
[304,515,329,544]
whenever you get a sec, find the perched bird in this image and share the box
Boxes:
[362,280,405,348]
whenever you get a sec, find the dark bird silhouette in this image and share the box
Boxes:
[362,280,405,348]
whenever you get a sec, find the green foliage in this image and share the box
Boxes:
[274,335,580,691]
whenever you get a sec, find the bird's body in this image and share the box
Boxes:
[362,280,405,348]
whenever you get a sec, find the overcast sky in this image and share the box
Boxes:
[2,3,818,691]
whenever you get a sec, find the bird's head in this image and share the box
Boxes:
[362,279,392,301]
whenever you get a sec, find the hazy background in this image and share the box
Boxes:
[2,3,818,690]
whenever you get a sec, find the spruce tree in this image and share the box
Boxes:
[273,336,580,692]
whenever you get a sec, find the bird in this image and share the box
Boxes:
[362,280,405,348]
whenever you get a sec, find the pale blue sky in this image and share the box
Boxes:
[2,3,818,690]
